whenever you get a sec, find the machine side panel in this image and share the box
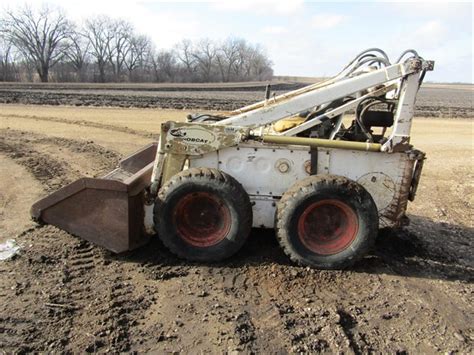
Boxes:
[190,144,415,228]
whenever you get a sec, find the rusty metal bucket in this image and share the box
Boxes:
[31,143,157,253]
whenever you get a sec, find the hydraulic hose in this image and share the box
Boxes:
[346,57,391,76]
[228,48,417,117]
[396,49,420,63]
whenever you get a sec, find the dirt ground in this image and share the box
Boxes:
[0,102,473,353]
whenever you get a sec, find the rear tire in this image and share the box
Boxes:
[276,175,378,269]
[154,168,252,262]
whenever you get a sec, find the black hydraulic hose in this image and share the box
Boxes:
[418,69,427,88]
[356,96,393,116]
[190,114,228,122]
[365,48,390,62]
[320,48,392,84]
[304,97,353,122]
[396,49,420,63]
[341,48,391,72]
[358,57,391,67]
[201,118,222,122]
[356,53,377,63]
[368,60,383,68]
[357,103,378,142]
[346,57,391,76]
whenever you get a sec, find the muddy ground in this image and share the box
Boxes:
[0,82,472,118]
[0,96,473,353]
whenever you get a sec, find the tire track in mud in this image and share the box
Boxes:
[59,242,149,352]
[0,127,152,351]
[0,128,137,352]
[0,225,150,352]
[118,235,382,352]
[178,235,397,354]
[0,136,72,192]
[0,226,78,352]
[237,266,353,352]
[0,128,86,351]
[0,113,156,139]
[0,128,121,191]
[121,237,368,353]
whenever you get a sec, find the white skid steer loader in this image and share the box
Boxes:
[31,49,434,269]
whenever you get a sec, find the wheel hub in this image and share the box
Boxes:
[173,192,231,247]
[297,199,358,255]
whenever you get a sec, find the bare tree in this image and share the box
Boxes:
[106,19,134,82]
[192,39,217,82]
[1,5,73,82]
[64,31,90,81]
[1,6,274,83]
[151,49,177,82]
[234,41,250,80]
[0,37,18,81]
[250,47,273,80]
[124,34,151,81]
[175,39,196,79]
[232,42,269,81]
[216,37,243,82]
[84,16,115,82]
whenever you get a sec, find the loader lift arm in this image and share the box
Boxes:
[152,53,433,186]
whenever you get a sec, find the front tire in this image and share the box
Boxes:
[154,168,252,262]
[276,175,378,269]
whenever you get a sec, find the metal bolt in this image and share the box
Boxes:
[277,162,290,173]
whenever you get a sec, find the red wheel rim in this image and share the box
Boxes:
[297,199,358,255]
[173,192,231,247]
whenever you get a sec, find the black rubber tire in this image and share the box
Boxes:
[154,167,252,262]
[276,175,378,269]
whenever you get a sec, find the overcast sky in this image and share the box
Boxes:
[2,1,473,83]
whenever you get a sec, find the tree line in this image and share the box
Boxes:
[0,5,273,83]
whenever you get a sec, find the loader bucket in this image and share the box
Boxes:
[31,143,158,253]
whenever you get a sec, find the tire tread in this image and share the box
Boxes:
[276,174,378,269]
[155,167,252,262]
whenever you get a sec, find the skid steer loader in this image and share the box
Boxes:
[31,49,434,269]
